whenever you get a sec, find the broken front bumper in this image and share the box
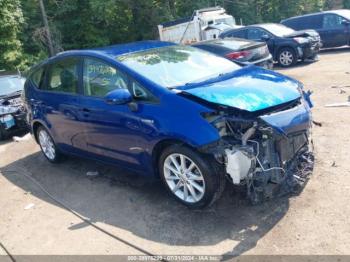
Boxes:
[222,101,313,202]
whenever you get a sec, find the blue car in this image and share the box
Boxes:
[281,9,350,48]
[24,41,313,208]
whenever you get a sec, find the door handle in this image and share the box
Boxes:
[79,108,91,118]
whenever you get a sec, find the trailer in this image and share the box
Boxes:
[158,7,240,44]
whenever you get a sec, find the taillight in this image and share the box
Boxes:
[225,51,251,60]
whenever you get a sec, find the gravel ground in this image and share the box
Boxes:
[0,48,350,257]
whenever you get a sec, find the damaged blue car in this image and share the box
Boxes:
[24,41,313,208]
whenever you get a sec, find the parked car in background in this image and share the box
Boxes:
[0,74,27,140]
[24,41,313,208]
[220,23,321,67]
[281,10,350,48]
[192,38,273,69]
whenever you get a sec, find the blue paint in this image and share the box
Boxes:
[182,66,301,112]
[24,42,312,178]
[260,102,312,135]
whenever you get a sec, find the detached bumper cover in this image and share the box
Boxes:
[300,42,321,59]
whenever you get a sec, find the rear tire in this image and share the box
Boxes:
[37,126,63,163]
[278,47,297,67]
[159,144,226,209]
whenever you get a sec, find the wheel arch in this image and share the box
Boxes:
[151,138,197,178]
[276,45,297,58]
[31,120,49,143]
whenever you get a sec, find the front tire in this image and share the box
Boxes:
[278,47,297,67]
[159,145,226,209]
[37,126,62,163]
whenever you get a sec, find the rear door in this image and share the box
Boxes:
[320,13,349,47]
[31,57,86,152]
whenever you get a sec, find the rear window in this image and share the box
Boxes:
[224,29,246,38]
[46,58,79,94]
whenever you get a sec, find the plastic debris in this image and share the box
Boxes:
[331,85,350,89]
[13,133,31,142]
[312,121,322,127]
[24,203,35,210]
[325,102,350,108]
[86,171,99,177]
[325,96,350,108]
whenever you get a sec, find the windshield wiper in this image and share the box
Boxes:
[169,70,236,90]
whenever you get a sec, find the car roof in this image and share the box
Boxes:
[56,40,176,59]
[193,38,255,45]
[248,23,284,29]
[282,9,350,22]
[30,40,177,72]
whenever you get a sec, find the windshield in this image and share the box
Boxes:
[117,45,240,88]
[215,17,236,27]
[0,76,24,96]
[336,10,350,20]
[262,24,295,37]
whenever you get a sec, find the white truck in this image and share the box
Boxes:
[158,7,239,44]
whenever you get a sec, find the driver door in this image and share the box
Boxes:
[79,57,145,170]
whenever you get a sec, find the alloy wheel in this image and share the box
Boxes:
[163,153,205,203]
[279,50,294,66]
[38,129,56,161]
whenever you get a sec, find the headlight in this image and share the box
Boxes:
[293,37,309,44]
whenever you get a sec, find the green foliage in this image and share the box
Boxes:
[344,0,350,8]
[0,0,349,70]
[0,0,24,71]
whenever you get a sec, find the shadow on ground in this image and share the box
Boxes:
[0,130,28,146]
[320,46,350,54]
[1,151,295,256]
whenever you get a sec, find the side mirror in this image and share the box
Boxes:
[261,34,270,41]
[104,89,132,105]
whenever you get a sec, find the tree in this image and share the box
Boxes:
[0,0,24,71]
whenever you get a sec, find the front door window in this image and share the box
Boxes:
[83,58,128,97]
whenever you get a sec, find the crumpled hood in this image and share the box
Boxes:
[284,29,320,38]
[182,66,301,112]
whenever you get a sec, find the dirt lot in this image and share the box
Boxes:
[1,48,350,257]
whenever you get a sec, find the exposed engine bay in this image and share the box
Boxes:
[201,99,314,204]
